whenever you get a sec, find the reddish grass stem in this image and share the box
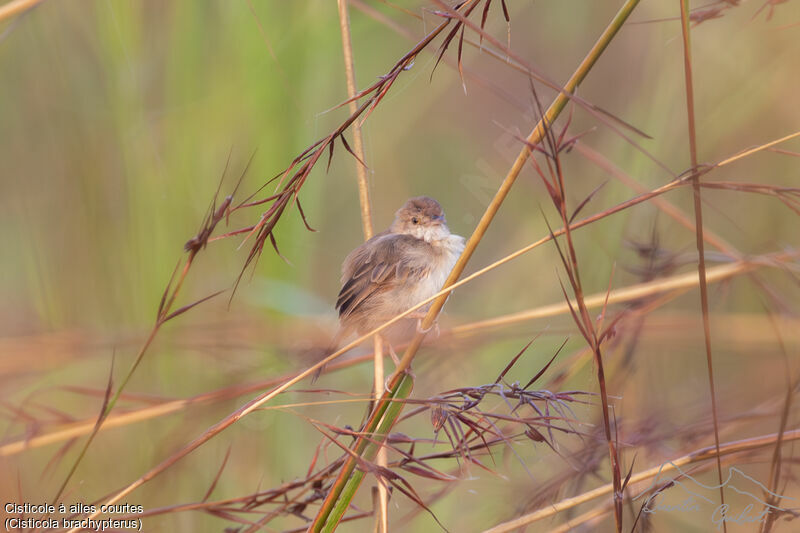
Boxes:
[678,1,726,527]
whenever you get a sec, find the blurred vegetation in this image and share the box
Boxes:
[1,1,799,531]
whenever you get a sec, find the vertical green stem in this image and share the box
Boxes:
[318,374,414,532]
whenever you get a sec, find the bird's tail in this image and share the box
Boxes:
[311,326,350,383]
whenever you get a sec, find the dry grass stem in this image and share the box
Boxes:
[483,429,800,533]
[0,0,42,22]
[449,254,789,335]
[678,3,725,519]
[337,0,373,240]
[336,2,387,527]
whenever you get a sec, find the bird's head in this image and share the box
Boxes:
[390,196,451,242]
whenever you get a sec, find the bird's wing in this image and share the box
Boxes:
[336,233,431,319]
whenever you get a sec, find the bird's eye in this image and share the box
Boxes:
[411,217,419,224]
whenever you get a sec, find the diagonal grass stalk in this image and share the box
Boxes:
[310,1,642,530]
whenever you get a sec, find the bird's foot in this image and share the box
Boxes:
[415,318,440,337]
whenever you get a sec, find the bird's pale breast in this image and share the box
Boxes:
[401,234,465,313]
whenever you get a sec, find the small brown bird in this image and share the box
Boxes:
[334,196,465,354]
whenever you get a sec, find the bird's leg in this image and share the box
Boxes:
[386,342,401,365]
[383,343,415,391]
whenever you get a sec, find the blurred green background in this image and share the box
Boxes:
[1,1,799,531]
